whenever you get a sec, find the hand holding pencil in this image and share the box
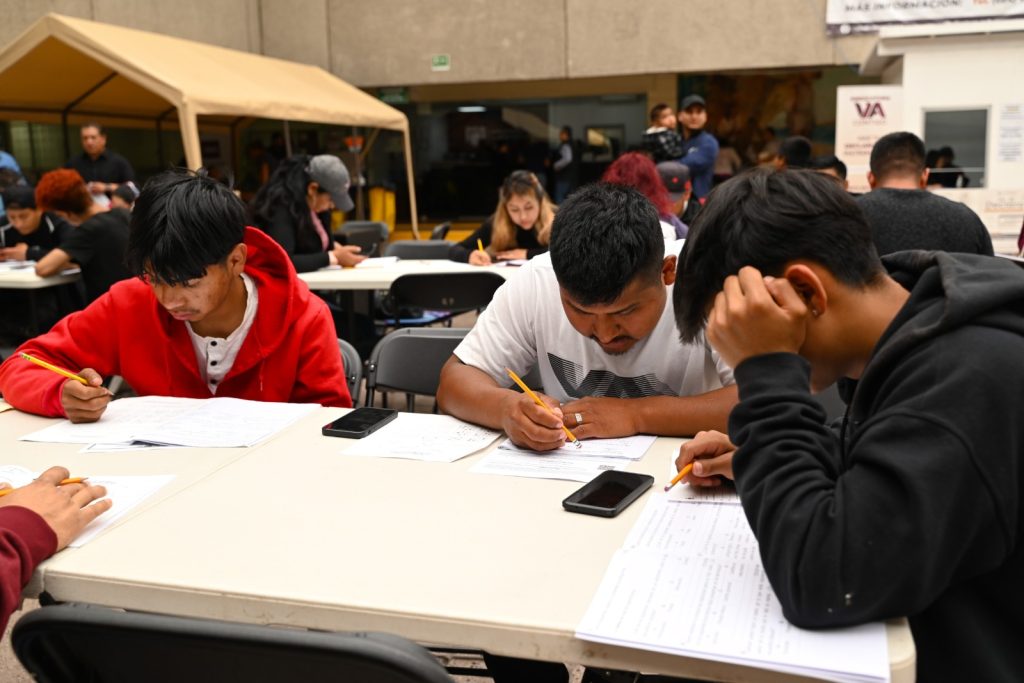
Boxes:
[503,368,582,451]
[19,353,114,424]
[671,430,737,489]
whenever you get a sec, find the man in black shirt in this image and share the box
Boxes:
[65,123,135,202]
[34,169,130,303]
[857,132,993,256]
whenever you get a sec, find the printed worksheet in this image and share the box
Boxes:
[343,412,501,462]
[497,434,656,460]
[665,458,740,505]
[20,396,204,445]
[576,495,889,683]
[470,448,629,483]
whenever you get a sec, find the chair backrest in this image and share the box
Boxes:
[429,222,451,240]
[338,337,362,405]
[385,240,452,260]
[13,604,454,683]
[386,272,506,319]
[338,221,389,257]
[365,328,469,406]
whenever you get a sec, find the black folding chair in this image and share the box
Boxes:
[429,222,451,240]
[13,603,454,683]
[337,221,389,258]
[384,240,453,260]
[379,271,506,329]
[364,327,469,411]
[338,337,363,405]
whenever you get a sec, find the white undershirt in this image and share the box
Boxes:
[187,273,258,395]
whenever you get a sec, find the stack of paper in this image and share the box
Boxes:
[20,396,318,449]
[666,459,740,505]
[0,465,174,547]
[0,260,34,271]
[576,495,890,683]
[470,435,657,482]
[343,413,501,462]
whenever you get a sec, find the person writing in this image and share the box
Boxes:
[672,168,1024,682]
[438,182,735,452]
[0,467,110,632]
[0,170,352,421]
[448,170,555,266]
[249,154,365,273]
[0,186,73,262]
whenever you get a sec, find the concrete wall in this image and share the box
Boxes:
[1,0,873,86]
[895,33,1024,253]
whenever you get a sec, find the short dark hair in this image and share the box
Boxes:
[2,184,35,210]
[80,122,105,135]
[778,136,813,169]
[811,154,848,180]
[549,182,665,305]
[673,168,884,343]
[126,170,247,285]
[649,103,671,122]
[869,132,926,180]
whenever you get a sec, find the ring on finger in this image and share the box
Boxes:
[574,412,584,426]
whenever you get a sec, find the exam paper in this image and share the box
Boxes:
[21,396,317,448]
[497,434,656,460]
[343,413,501,462]
[0,466,174,547]
[470,448,629,482]
[576,495,889,683]
[354,256,399,268]
[0,400,12,414]
[666,458,740,505]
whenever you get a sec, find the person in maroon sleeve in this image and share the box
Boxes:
[0,467,110,632]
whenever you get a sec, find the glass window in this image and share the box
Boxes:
[924,109,987,188]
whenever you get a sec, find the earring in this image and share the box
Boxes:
[811,309,820,317]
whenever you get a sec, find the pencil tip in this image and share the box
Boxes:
[663,485,671,491]
[573,440,582,449]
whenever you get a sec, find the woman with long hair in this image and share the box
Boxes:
[601,152,683,240]
[249,154,364,273]
[449,170,556,266]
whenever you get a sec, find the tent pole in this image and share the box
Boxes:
[402,127,419,239]
[177,106,203,172]
[283,120,292,157]
[352,126,364,220]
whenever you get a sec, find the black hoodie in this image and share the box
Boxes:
[727,251,1024,682]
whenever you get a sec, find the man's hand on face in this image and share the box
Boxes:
[706,267,810,370]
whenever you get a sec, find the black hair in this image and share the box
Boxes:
[649,103,671,122]
[80,122,105,135]
[549,182,665,305]
[778,136,813,169]
[810,154,848,180]
[1,184,35,210]
[248,155,321,252]
[125,170,247,285]
[673,168,883,343]
[869,132,926,180]
[560,125,573,138]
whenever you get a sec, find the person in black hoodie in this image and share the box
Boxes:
[672,167,1024,682]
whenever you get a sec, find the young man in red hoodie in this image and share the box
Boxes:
[0,170,351,421]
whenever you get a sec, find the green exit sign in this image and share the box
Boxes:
[431,54,451,72]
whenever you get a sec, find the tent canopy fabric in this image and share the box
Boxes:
[0,13,418,233]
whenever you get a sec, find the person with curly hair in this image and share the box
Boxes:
[34,169,130,303]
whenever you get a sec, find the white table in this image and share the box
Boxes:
[297,259,516,291]
[0,266,82,335]
[26,407,915,682]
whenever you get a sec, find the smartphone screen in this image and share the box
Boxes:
[563,471,654,517]
[576,480,637,508]
[326,408,395,432]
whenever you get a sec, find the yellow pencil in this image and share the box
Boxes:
[664,463,694,492]
[477,238,486,253]
[505,368,581,449]
[0,477,87,498]
[20,352,88,385]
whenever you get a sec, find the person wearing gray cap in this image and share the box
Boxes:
[677,94,719,201]
[249,154,364,273]
[656,160,696,238]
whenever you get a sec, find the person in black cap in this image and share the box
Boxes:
[249,154,365,273]
[656,161,698,237]
[677,94,719,201]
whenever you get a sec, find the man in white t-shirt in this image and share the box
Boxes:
[437,182,737,451]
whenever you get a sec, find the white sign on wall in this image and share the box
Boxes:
[835,85,904,193]
[826,0,1024,34]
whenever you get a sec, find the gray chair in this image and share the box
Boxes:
[338,338,363,405]
[337,221,389,257]
[430,222,451,240]
[365,327,469,411]
[379,271,506,329]
[384,240,452,260]
[13,603,454,683]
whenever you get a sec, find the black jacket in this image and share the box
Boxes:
[448,217,547,263]
[7,213,73,261]
[729,251,1024,682]
[257,206,334,273]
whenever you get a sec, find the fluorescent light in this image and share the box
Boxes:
[457,106,486,113]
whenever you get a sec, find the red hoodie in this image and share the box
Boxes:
[0,227,352,414]
[0,507,56,633]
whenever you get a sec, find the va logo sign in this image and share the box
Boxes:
[856,102,885,119]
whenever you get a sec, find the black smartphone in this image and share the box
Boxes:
[322,407,398,439]
[562,470,655,518]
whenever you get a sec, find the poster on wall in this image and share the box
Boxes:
[826,0,1024,34]
[998,103,1023,164]
[834,85,903,193]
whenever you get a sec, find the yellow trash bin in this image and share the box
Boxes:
[368,186,396,233]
